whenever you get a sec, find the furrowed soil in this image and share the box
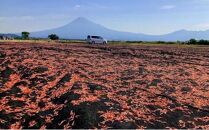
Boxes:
[0,42,209,129]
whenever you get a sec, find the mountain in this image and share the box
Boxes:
[30,17,209,41]
[30,17,151,40]
[159,29,209,41]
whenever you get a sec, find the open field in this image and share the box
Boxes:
[0,42,209,129]
[1,39,209,47]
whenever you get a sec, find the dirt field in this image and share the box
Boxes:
[0,42,209,129]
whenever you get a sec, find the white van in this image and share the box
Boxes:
[87,35,107,44]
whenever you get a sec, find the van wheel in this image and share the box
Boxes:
[103,42,106,44]
[92,41,95,44]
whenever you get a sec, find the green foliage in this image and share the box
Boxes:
[188,39,197,44]
[22,31,30,39]
[14,37,23,40]
[188,39,209,45]
[198,39,209,45]
[126,41,143,43]
[157,41,166,44]
[48,34,59,40]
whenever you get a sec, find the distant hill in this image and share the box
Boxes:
[0,33,20,38]
[159,29,209,41]
[29,17,209,41]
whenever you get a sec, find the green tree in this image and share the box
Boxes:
[199,39,209,45]
[48,34,59,40]
[188,39,197,45]
[22,32,30,39]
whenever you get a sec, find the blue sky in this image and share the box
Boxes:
[1,0,209,34]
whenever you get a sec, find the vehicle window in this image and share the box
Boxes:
[92,36,100,39]
[87,35,90,39]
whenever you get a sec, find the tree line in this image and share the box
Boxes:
[187,39,209,45]
[21,32,59,40]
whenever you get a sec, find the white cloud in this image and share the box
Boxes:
[190,23,209,30]
[74,4,81,9]
[0,16,34,21]
[161,5,176,10]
